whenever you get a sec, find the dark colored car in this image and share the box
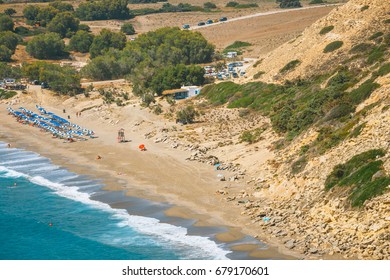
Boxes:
[219,17,227,22]
[182,24,190,29]
[206,19,213,24]
[198,22,205,26]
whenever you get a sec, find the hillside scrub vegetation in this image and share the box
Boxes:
[0,31,21,61]
[89,29,126,58]
[325,149,389,207]
[277,0,302,9]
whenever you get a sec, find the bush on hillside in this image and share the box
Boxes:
[89,29,126,58]
[323,41,343,53]
[47,12,80,38]
[69,30,94,53]
[120,23,135,35]
[49,1,74,12]
[280,60,301,73]
[226,2,239,7]
[0,14,14,32]
[204,2,217,9]
[319,25,334,35]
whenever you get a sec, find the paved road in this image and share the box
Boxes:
[189,4,341,30]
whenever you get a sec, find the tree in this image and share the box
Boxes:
[69,30,94,53]
[23,5,40,21]
[26,33,65,59]
[36,6,59,26]
[47,12,80,38]
[0,14,14,32]
[120,23,135,35]
[0,45,12,61]
[0,31,21,53]
[89,29,126,58]
[4,8,17,17]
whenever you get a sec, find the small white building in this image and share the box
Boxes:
[181,86,201,98]
[226,51,237,58]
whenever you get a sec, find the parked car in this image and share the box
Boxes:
[219,17,227,22]
[41,82,49,89]
[182,24,190,29]
[206,19,213,24]
[198,22,205,26]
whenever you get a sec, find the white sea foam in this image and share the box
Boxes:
[0,144,230,259]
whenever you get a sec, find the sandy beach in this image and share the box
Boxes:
[0,89,300,259]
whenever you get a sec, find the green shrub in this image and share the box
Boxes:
[0,89,17,99]
[121,23,135,35]
[323,41,343,53]
[253,71,265,79]
[226,1,239,7]
[235,4,258,8]
[280,59,300,73]
[176,106,199,124]
[360,5,369,11]
[350,177,390,207]
[26,32,65,59]
[349,122,365,138]
[291,156,307,174]
[204,2,217,9]
[319,25,334,35]
[240,127,266,144]
[384,19,390,24]
[369,32,384,40]
[325,149,385,190]
[367,45,386,65]
[346,80,379,105]
[349,43,373,54]
[323,103,354,121]
[373,63,390,77]
[223,40,251,54]
[309,0,324,4]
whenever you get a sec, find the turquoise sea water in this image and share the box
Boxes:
[0,142,230,260]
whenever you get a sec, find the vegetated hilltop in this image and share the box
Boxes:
[249,0,389,83]
[182,0,389,259]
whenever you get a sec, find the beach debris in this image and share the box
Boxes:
[139,144,146,151]
[217,174,225,181]
[263,217,271,222]
[96,155,102,160]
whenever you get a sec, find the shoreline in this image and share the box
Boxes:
[0,101,299,260]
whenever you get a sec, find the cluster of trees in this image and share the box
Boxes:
[22,62,81,95]
[75,0,133,20]
[83,27,214,94]
[276,0,302,8]
[0,31,21,61]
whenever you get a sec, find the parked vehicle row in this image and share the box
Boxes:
[182,17,227,29]
[203,61,246,80]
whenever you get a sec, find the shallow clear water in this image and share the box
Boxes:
[0,142,229,260]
